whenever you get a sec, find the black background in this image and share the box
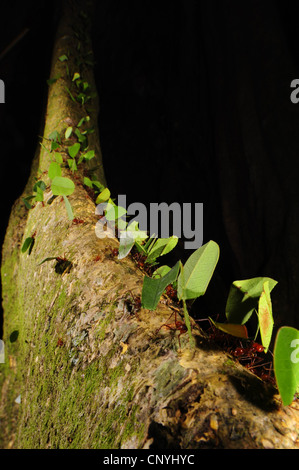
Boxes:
[1,1,299,338]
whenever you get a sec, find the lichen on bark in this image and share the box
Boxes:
[1,0,299,450]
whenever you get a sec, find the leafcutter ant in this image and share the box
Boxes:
[156,308,187,350]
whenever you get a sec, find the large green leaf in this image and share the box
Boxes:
[51,176,75,196]
[142,261,180,310]
[257,281,274,352]
[225,277,277,325]
[274,327,299,406]
[177,240,219,300]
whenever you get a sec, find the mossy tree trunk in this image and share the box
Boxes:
[1,0,299,449]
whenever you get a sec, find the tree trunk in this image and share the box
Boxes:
[1,0,299,449]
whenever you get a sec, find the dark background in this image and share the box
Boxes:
[1,1,299,339]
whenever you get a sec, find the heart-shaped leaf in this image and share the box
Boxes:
[142,261,180,310]
[51,176,75,196]
[177,240,219,300]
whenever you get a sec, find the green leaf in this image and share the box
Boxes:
[59,54,68,62]
[141,261,180,310]
[54,152,63,164]
[47,76,60,85]
[152,265,171,279]
[67,158,78,173]
[68,142,80,158]
[72,72,80,81]
[118,235,135,260]
[226,277,278,325]
[83,150,95,160]
[51,176,75,196]
[33,180,46,193]
[105,205,127,221]
[146,236,178,263]
[48,162,62,180]
[177,240,220,300]
[51,141,59,152]
[83,176,93,188]
[95,188,110,204]
[257,281,274,352]
[274,327,299,406]
[48,130,60,142]
[65,126,73,139]
[77,116,90,127]
[123,221,147,242]
[22,196,34,209]
[33,181,46,202]
[21,237,35,255]
[63,195,74,221]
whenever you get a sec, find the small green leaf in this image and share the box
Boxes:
[257,281,274,352]
[105,205,127,221]
[51,141,59,152]
[123,221,147,242]
[77,116,90,127]
[65,126,73,139]
[141,261,180,310]
[51,176,75,196]
[48,130,60,142]
[72,72,80,81]
[68,142,80,158]
[152,265,171,279]
[274,327,299,406]
[83,150,95,160]
[22,196,34,209]
[146,236,178,263]
[63,195,74,221]
[177,240,220,301]
[21,237,34,254]
[47,76,60,85]
[48,162,62,180]
[54,152,63,164]
[59,54,68,62]
[83,176,93,188]
[95,188,110,204]
[67,158,77,173]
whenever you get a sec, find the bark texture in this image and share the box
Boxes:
[1,0,299,449]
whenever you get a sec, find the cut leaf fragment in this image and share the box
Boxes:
[257,281,274,352]
[209,318,248,339]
